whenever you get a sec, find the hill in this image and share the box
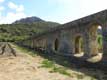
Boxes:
[13,16,44,24]
[0,17,60,42]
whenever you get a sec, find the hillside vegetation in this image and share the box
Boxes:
[0,21,60,42]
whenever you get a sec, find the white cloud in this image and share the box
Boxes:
[16,5,24,12]
[8,2,17,9]
[48,0,72,5]
[0,2,26,24]
[80,0,107,14]
[8,2,24,12]
[47,0,81,23]
[1,0,107,24]
[0,12,26,24]
[0,6,4,11]
[0,0,4,3]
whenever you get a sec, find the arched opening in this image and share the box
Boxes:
[75,35,84,54]
[54,38,59,51]
[97,25,103,53]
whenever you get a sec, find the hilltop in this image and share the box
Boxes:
[13,16,45,24]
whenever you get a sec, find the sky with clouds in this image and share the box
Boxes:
[0,0,107,24]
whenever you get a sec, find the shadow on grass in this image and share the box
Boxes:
[16,44,107,80]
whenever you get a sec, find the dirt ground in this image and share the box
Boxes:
[0,44,106,80]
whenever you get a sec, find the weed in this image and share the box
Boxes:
[51,67,71,76]
[40,59,71,76]
[76,74,84,79]
[41,59,55,68]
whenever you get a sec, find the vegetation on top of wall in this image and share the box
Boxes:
[0,21,60,42]
[97,34,103,52]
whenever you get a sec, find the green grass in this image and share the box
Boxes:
[40,59,71,76]
[41,59,55,68]
[51,67,71,76]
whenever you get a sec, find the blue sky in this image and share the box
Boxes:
[0,0,107,24]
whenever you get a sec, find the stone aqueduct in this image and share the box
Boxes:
[20,10,107,61]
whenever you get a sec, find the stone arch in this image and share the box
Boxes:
[89,23,103,56]
[53,38,59,51]
[74,35,84,54]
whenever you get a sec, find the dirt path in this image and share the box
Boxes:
[0,44,106,80]
[0,44,74,80]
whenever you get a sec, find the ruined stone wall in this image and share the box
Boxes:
[20,10,107,59]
